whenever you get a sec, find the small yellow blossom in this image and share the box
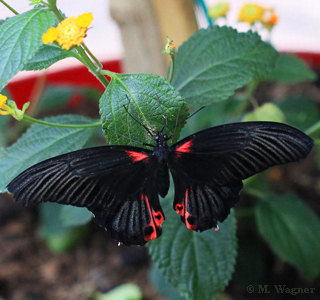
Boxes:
[0,94,11,115]
[208,2,230,20]
[238,4,265,25]
[76,12,93,27]
[42,13,93,50]
[42,27,59,44]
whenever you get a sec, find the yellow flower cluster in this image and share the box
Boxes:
[238,4,278,28]
[42,12,93,50]
[208,2,278,29]
[208,2,229,20]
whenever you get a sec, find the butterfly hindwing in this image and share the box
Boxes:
[7,146,165,246]
[170,163,243,231]
[169,122,314,231]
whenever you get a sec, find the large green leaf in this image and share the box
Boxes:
[148,194,237,300]
[0,8,56,91]
[255,193,320,280]
[267,54,317,83]
[23,44,73,71]
[100,73,189,146]
[278,97,320,131]
[242,103,285,122]
[171,26,279,106]
[0,115,96,192]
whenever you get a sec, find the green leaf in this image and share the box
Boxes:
[255,193,320,280]
[242,103,285,122]
[23,44,73,71]
[0,8,56,91]
[150,265,186,300]
[171,26,279,106]
[100,73,189,146]
[93,284,143,300]
[267,54,317,83]
[39,86,76,110]
[39,202,88,253]
[0,115,96,192]
[148,194,237,300]
[60,206,93,227]
[277,97,320,131]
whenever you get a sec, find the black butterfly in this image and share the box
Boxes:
[7,114,314,246]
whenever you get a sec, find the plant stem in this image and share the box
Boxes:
[23,114,101,128]
[244,187,266,200]
[167,54,175,84]
[305,120,320,137]
[0,0,19,15]
[76,45,110,88]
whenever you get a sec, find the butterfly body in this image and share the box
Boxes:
[7,121,314,246]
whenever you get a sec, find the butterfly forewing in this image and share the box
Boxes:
[168,122,314,232]
[7,146,165,246]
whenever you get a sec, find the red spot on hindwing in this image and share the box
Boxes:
[176,140,193,154]
[184,187,197,230]
[126,151,148,162]
[175,203,185,217]
[141,194,164,242]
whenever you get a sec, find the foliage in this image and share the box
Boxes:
[0,2,319,300]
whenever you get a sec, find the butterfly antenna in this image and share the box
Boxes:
[167,105,206,140]
[124,95,154,137]
[102,126,154,147]
[155,95,168,133]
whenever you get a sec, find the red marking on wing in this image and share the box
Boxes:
[141,194,164,242]
[126,151,148,162]
[175,203,185,217]
[176,140,193,153]
[184,187,197,230]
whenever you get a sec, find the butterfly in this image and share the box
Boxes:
[7,109,314,246]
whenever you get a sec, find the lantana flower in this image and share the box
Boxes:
[42,12,93,50]
[238,4,265,25]
[0,94,29,120]
[208,2,230,20]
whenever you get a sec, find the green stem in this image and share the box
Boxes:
[305,120,320,137]
[76,45,109,88]
[244,187,266,200]
[167,54,175,84]
[82,43,103,71]
[23,114,101,128]
[0,0,19,14]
